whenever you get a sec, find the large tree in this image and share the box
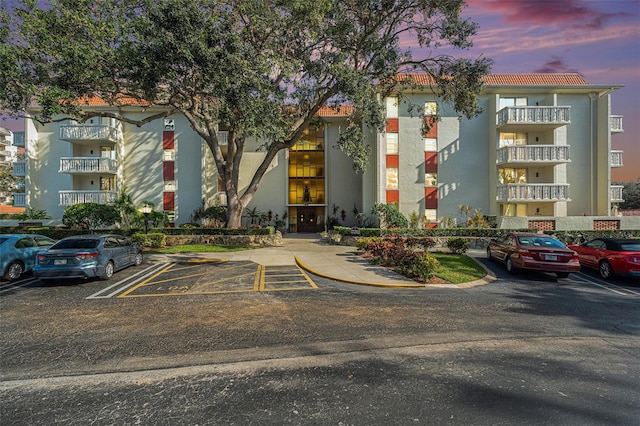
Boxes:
[0,0,491,227]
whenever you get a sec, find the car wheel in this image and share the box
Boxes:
[599,260,613,279]
[506,256,515,273]
[4,261,24,281]
[100,261,114,281]
[487,247,493,261]
[556,272,570,279]
[134,252,143,266]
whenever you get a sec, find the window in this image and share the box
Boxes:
[386,133,398,154]
[425,173,437,186]
[100,176,115,191]
[163,150,175,161]
[499,97,527,109]
[164,181,176,191]
[100,146,115,159]
[386,97,398,118]
[424,102,437,116]
[386,168,398,189]
[424,138,437,152]
[499,132,527,148]
[499,168,527,184]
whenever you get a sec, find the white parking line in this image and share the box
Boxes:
[0,277,38,294]
[572,273,639,296]
[86,263,172,299]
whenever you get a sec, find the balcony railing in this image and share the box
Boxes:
[497,145,570,165]
[497,184,571,202]
[12,132,25,147]
[12,192,26,207]
[610,115,624,133]
[610,150,624,168]
[217,131,229,145]
[60,125,118,143]
[59,190,118,206]
[497,106,571,128]
[13,161,26,177]
[60,157,117,174]
[610,185,624,203]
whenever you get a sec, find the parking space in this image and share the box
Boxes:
[87,259,317,299]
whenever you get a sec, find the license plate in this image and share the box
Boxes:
[54,259,67,265]
[544,254,557,261]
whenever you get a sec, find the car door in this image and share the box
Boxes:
[116,236,136,266]
[581,240,605,267]
[104,236,127,270]
[493,234,513,262]
[16,237,40,271]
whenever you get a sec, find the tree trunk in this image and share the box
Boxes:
[226,196,244,228]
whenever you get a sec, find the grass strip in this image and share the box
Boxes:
[431,252,486,284]
[143,244,250,254]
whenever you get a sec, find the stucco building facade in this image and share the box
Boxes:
[10,73,638,231]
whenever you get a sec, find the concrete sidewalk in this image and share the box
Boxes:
[146,234,494,289]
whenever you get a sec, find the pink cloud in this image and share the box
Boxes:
[533,56,579,73]
[466,0,630,30]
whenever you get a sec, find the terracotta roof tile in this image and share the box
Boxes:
[318,105,354,117]
[483,73,589,85]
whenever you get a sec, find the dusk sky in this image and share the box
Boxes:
[2,0,638,181]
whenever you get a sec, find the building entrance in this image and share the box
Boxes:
[297,207,318,233]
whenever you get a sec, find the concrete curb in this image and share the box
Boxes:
[294,256,426,289]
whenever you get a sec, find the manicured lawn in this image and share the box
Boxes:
[431,252,486,284]
[143,244,250,254]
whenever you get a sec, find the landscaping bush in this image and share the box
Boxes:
[363,239,440,282]
[131,232,166,248]
[446,237,469,254]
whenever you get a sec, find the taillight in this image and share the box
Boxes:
[75,253,99,260]
[518,249,533,260]
[627,254,640,265]
[571,251,580,261]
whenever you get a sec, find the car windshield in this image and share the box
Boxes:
[51,239,100,249]
[518,236,566,248]
[620,242,640,251]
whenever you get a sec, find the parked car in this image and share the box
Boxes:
[567,238,640,280]
[0,234,57,281]
[487,232,581,278]
[34,234,143,281]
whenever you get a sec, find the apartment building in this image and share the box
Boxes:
[11,73,638,231]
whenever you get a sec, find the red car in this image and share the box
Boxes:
[568,238,640,280]
[487,232,581,278]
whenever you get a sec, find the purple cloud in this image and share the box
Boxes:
[533,56,580,73]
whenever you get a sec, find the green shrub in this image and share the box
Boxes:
[356,237,381,250]
[131,232,166,248]
[446,237,469,254]
[411,253,440,281]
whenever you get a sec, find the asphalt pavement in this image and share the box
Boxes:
[145,234,494,289]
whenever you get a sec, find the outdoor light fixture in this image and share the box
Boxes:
[141,203,152,234]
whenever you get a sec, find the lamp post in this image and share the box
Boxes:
[141,203,152,234]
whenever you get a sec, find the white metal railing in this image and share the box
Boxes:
[217,131,229,145]
[497,184,570,202]
[610,115,624,133]
[12,192,26,207]
[59,190,117,206]
[497,106,571,127]
[610,150,623,168]
[60,125,118,142]
[60,157,117,174]
[13,161,26,176]
[610,185,624,202]
[12,132,25,147]
[497,145,570,164]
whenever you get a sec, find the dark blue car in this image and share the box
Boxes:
[0,234,57,281]
[34,234,143,281]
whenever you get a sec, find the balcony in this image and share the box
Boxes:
[13,161,26,177]
[217,131,229,146]
[610,115,624,133]
[497,184,571,202]
[12,192,26,207]
[497,106,571,132]
[59,190,117,206]
[610,150,624,168]
[12,132,25,147]
[610,185,624,203]
[60,125,118,144]
[497,145,570,167]
[60,157,117,174]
